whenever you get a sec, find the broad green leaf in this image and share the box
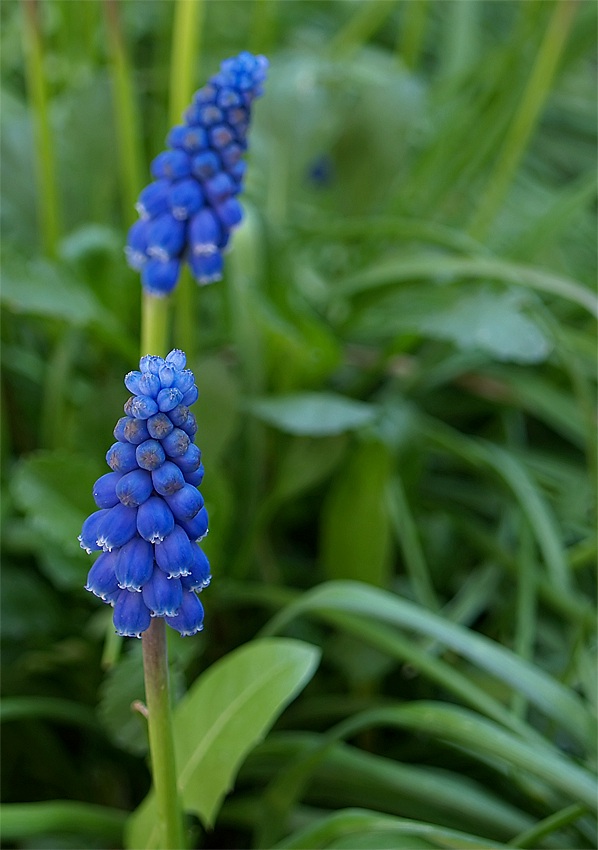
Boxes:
[262,581,595,749]
[331,704,597,810]
[269,435,348,506]
[248,393,377,436]
[0,801,127,843]
[0,253,105,326]
[0,697,95,729]
[339,255,598,317]
[11,450,101,558]
[126,638,320,848]
[320,439,392,586]
[273,809,506,850]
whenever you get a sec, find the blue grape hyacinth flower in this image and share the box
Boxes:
[126,51,268,297]
[80,349,211,638]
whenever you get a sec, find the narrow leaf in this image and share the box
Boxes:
[248,393,377,436]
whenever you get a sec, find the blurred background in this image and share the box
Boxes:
[1,1,596,848]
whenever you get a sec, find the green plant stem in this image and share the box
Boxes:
[507,802,588,849]
[141,293,170,356]
[169,0,204,360]
[21,0,61,256]
[103,0,144,222]
[470,0,578,239]
[399,0,428,70]
[142,619,185,850]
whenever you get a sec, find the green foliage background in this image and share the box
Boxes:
[1,1,596,848]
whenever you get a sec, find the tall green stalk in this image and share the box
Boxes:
[139,292,185,848]
[21,0,61,256]
[470,0,578,239]
[169,0,205,361]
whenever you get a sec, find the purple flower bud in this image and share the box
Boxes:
[169,179,204,221]
[147,412,174,440]
[142,568,183,616]
[136,439,166,471]
[115,536,154,591]
[209,125,234,150]
[173,442,202,473]
[217,88,242,108]
[113,416,129,442]
[141,258,181,296]
[162,427,190,458]
[189,252,223,285]
[123,417,151,445]
[116,468,153,507]
[182,385,200,406]
[184,463,204,487]
[85,551,120,602]
[147,213,186,261]
[154,524,195,578]
[136,180,170,220]
[157,387,183,412]
[158,363,176,388]
[164,484,204,522]
[139,372,161,398]
[106,441,138,473]
[124,371,142,394]
[168,404,189,427]
[191,151,220,182]
[180,506,209,542]
[96,503,139,552]
[137,496,175,543]
[216,198,243,229]
[92,472,122,509]
[113,589,152,637]
[79,509,110,553]
[189,208,221,254]
[180,544,211,590]
[220,144,244,168]
[125,220,149,271]
[165,590,204,636]
[166,349,187,370]
[125,395,159,420]
[205,173,235,206]
[173,369,195,394]
[151,149,191,181]
[152,461,185,496]
[140,355,165,375]
[180,413,198,438]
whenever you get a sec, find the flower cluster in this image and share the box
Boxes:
[126,51,268,297]
[79,350,210,638]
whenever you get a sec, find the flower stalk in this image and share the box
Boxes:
[142,618,186,850]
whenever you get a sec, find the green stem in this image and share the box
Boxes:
[470,0,578,239]
[507,802,588,849]
[21,0,61,256]
[169,0,204,360]
[141,619,185,850]
[141,292,170,356]
[103,0,144,223]
[399,0,429,70]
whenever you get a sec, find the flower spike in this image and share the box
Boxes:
[126,51,268,295]
[80,350,210,638]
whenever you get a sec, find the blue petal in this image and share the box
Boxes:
[152,461,185,496]
[165,591,204,637]
[106,441,138,474]
[142,568,183,616]
[164,484,204,522]
[113,589,152,637]
[96,503,139,552]
[154,524,195,578]
[92,472,122,509]
[115,536,154,591]
[137,496,175,543]
[136,439,166,471]
[116,468,153,507]
[85,550,120,602]
[161,427,190,458]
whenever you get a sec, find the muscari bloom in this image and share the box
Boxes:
[79,350,211,638]
[126,51,268,297]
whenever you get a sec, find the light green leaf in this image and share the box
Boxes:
[10,450,101,558]
[0,801,127,843]
[273,809,506,850]
[320,440,392,586]
[126,638,320,848]
[262,581,595,750]
[248,393,377,436]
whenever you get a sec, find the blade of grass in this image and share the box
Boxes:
[0,801,127,842]
[512,523,537,720]
[329,0,398,60]
[261,581,595,748]
[339,255,598,318]
[469,0,578,239]
[508,803,588,849]
[21,0,61,255]
[398,0,429,71]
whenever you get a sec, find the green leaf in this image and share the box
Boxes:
[126,638,320,848]
[273,809,507,850]
[339,255,598,318]
[248,393,377,436]
[0,801,127,843]
[320,440,392,586]
[269,435,348,506]
[262,581,595,750]
[11,450,101,558]
[0,697,95,729]
[98,647,148,756]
